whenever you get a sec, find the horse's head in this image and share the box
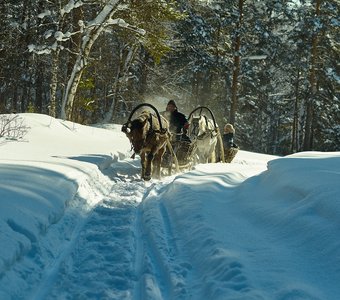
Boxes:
[189,115,207,138]
[122,112,150,154]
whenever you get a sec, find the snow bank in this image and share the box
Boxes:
[141,152,340,299]
[0,113,130,278]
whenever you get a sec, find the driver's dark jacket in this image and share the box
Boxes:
[169,110,188,134]
[223,132,234,148]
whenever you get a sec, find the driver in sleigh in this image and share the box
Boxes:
[163,100,190,142]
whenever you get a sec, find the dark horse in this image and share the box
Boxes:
[122,108,170,181]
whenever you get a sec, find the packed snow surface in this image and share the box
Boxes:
[0,113,339,300]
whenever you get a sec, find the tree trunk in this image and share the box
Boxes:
[65,6,83,121]
[49,48,60,118]
[291,69,300,153]
[35,0,46,114]
[201,69,212,107]
[229,0,244,125]
[60,0,120,120]
[192,72,199,107]
[35,62,44,113]
[104,44,138,122]
[103,50,122,123]
[138,48,150,96]
[303,0,321,151]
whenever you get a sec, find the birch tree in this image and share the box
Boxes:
[60,0,124,119]
[28,0,82,117]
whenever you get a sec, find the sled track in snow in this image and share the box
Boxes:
[1,158,190,300]
[135,184,190,300]
[40,164,148,299]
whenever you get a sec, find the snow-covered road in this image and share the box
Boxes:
[1,114,340,300]
[3,154,340,300]
[29,160,151,300]
[42,191,140,298]
[14,158,190,300]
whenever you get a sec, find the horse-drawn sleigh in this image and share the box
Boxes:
[121,103,237,180]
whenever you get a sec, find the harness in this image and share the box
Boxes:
[126,114,169,158]
[190,119,200,139]
[190,116,217,140]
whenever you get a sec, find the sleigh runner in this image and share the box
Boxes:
[161,136,198,173]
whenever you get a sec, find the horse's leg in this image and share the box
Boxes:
[210,139,217,163]
[152,154,160,179]
[202,147,209,164]
[153,147,166,179]
[207,146,213,163]
[144,152,154,181]
[140,152,146,179]
[201,143,209,163]
[196,144,204,163]
[210,150,216,163]
[159,146,166,178]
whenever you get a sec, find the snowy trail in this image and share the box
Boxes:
[22,158,188,300]
[2,115,340,300]
[43,198,140,299]
[34,160,148,299]
[136,186,191,300]
[0,155,187,300]
[2,157,269,300]
[2,152,339,300]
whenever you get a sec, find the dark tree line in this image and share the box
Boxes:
[0,0,339,155]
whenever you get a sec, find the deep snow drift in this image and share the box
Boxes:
[0,113,339,300]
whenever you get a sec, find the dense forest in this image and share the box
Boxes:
[0,0,339,154]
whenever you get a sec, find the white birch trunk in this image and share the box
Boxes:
[60,0,120,120]
[49,48,60,118]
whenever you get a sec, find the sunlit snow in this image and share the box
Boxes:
[0,113,339,300]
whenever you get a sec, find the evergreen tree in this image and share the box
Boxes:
[1,0,338,152]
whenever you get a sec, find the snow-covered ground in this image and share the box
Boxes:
[0,113,339,300]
